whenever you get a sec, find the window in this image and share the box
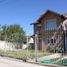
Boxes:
[47,39,50,43]
[47,38,56,44]
[37,24,41,33]
[51,39,56,43]
[45,19,57,30]
[51,39,54,43]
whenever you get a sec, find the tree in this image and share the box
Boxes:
[0,24,26,44]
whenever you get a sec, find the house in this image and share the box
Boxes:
[31,10,67,53]
[22,37,34,49]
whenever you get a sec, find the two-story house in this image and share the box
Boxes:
[31,10,67,53]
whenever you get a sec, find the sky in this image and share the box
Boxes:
[0,0,67,35]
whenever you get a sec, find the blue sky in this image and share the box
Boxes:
[0,0,67,35]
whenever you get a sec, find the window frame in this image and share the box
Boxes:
[45,19,57,30]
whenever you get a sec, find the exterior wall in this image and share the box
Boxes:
[41,12,64,51]
[34,11,65,52]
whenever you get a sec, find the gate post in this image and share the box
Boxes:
[62,20,67,54]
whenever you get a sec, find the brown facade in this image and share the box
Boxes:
[32,10,67,52]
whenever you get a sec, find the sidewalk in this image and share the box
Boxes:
[0,56,49,67]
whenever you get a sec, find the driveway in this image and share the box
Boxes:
[0,57,48,67]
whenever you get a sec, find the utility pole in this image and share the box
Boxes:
[35,34,38,62]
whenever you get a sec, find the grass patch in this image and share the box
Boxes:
[0,50,51,61]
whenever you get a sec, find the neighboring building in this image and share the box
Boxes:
[31,10,67,53]
[22,37,34,49]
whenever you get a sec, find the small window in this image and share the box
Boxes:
[37,25,41,33]
[51,39,53,43]
[47,39,50,43]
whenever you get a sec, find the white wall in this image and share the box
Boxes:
[0,40,16,50]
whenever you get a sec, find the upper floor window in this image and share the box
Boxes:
[45,19,57,30]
